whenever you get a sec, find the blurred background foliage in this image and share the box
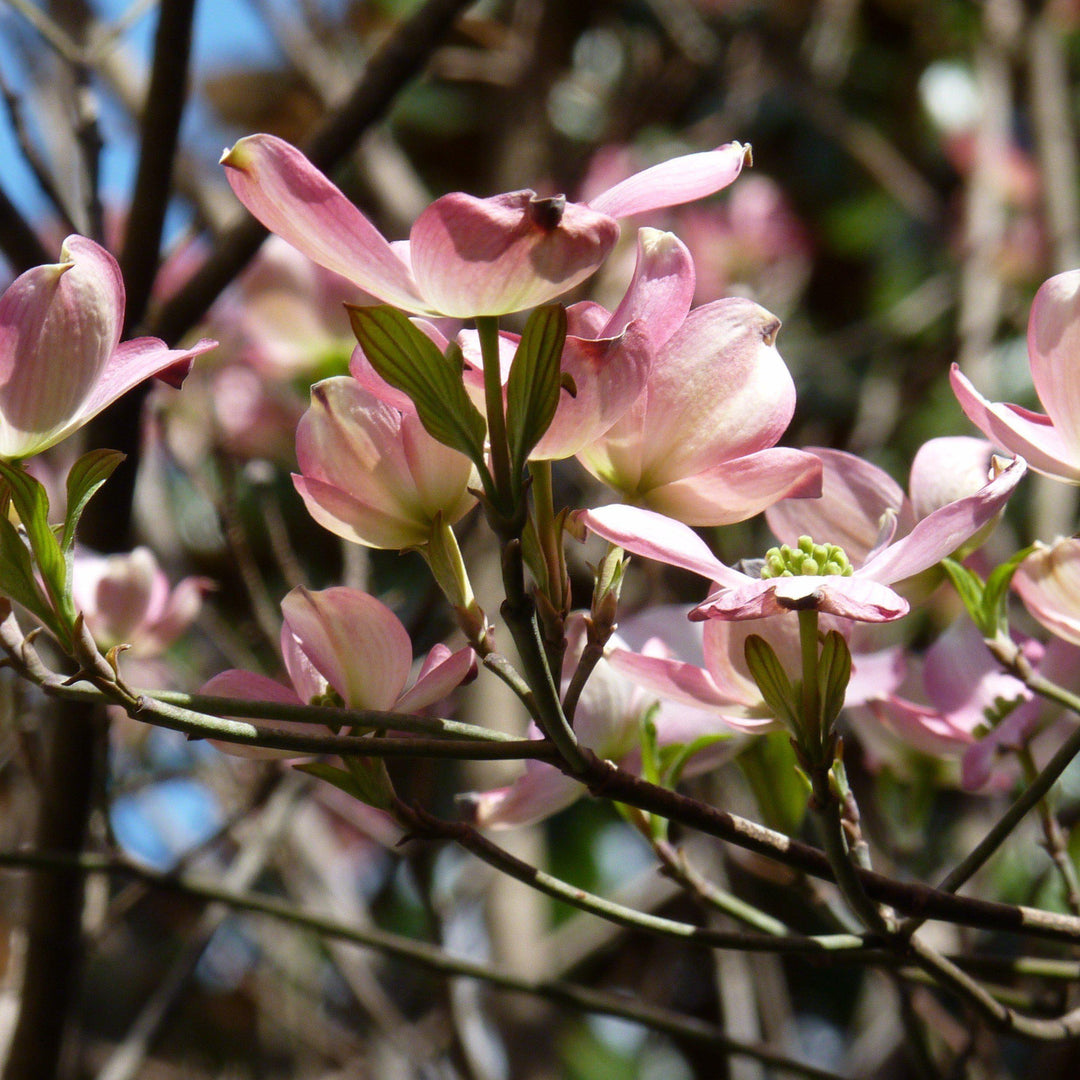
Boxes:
[3,0,1080,1077]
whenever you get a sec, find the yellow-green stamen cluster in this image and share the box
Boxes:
[760,535,854,579]
[310,688,345,708]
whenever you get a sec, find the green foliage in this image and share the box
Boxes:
[505,304,567,476]
[63,449,126,554]
[743,634,799,731]
[347,304,489,472]
[294,756,394,811]
[817,630,852,733]
[737,731,808,837]
[942,546,1036,639]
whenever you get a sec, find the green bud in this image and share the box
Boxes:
[759,536,855,579]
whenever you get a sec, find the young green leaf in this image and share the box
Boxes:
[505,304,567,475]
[743,634,799,730]
[348,305,488,468]
[63,449,126,553]
[0,459,69,628]
[295,757,394,811]
[942,558,989,633]
[982,544,1038,637]
[817,630,852,732]
[0,514,62,638]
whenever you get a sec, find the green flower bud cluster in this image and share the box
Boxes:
[759,535,854,579]
[309,688,346,708]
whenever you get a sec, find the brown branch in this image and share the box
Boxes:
[119,0,198,335]
[1,700,104,1080]
[0,184,51,273]
[147,0,474,347]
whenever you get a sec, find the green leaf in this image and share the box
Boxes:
[0,513,61,637]
[817,630,852,731]
[63,449,125,553]
[744,634,799,729]
[736,731,808,836]
[347,305,488,468]
[639,703,661,787]
[505,305,567,475]
[294,757,394,811]
[941,558,989,633]
[982,544,1038,636]
[659,733,736,790]
[0,459,69,629]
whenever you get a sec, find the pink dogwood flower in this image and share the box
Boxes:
[576,283,821,525]
[350,228,690,460]
[293,376,477,550]
[202,586,476,757]
[74,546,209,658]
[951,269,1080,483]
[609,604,904,730]
[0,235,214,459]
[221,133,750,319]
[581,451,1025,623]
[860,617,1080,790]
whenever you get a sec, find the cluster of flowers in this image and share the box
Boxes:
[6,129,1080,831]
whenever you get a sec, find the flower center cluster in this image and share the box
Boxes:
[760,535,853,579]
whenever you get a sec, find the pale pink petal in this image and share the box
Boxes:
[409,190,619,317]
[909,437,996,520]
[766,448,914,565]
[846,646,907,706]
[531,322,653,459]
[395,644,476,712]
[866,697,976,757]
[951,365,1080,481]
[608,648,772,728]
[221,135,430,314]
[601,228,695,346]
[859,455,1025,585]
[85,547,158,644]
[0,237,127,458]
[295,378,452,547]
[200,669,326,760]
[1013,538,1080,648]
[398,408,478,523]
[579,504,747,588]
[922,617,1029,726]
[65,336,215,438]
[293,474,432,550]
[642,447,823,526]
[692,575,909,623]
[141,575,210,654]
[960,703,1042,790]
[635,299,791,484]
[1027,269,1080,450]
[459,760,585,828]
[202,668,304,707]
[587,142,751,218]
[281,586,413,711]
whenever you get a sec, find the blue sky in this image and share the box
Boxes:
[0,0,285,236]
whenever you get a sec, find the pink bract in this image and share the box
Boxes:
[581,453,1025,624]
[221,133,750,319]
[0,235,214,459]
[951,269,1080,483]
[203,586,476,758]
[577,288,821,525]
[293,376,477,550]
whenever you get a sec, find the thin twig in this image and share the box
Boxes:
[147,0,476,346]
[0,847,849,1080]
[119,0,198,335]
